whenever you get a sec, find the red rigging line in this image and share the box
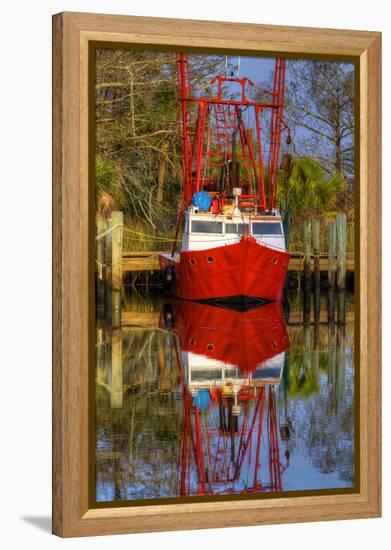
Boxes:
[177,384,285,497]
[175,52,288,212]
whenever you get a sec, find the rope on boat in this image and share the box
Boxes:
[96,224,181,243]
[123,229,181,242]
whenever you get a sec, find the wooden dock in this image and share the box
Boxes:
[122,251,354,273]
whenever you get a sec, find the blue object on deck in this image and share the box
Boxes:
[192,191,211,211]
[192,389,211,410]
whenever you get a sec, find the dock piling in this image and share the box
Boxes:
[312,219,321,329]
[302,220,312,323]
[111,211,124,329]
[303,220,312,283]
[337,289,346,325]
[312,219,320,288]
[328,222,336,289]
[111,328,123,409]
[336,213,347,290]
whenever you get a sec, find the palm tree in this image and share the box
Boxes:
[282,157,345,223]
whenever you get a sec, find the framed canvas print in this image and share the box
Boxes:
[52,12,381,537]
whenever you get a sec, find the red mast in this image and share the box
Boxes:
[175,53,288,213]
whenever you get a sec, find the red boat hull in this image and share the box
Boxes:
[162,300,289,376]
[160,238,290,302]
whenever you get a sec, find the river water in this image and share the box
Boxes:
[95,289,355,503]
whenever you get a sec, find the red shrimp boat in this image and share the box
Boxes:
[160,54,291,303]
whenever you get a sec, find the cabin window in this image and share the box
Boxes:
[207,343,215,351]
[189,258,197,266]
[252,222,282,235]
[224,368,238,378]
[225,223,237,234]
[225,223,249,234]
[191,369,222,381]
[271,257,279,265]
[191,220,223,233]
[189,338,196,346]
[252,367,281,380]
[207,256,215,263]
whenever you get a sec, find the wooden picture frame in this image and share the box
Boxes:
[52,11,381,537]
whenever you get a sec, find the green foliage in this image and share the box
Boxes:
[284,157,345,222]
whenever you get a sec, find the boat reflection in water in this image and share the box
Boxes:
[161,300,291,497]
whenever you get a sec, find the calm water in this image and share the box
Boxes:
[95,290,355,503]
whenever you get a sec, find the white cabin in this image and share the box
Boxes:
[181,206,286,253]
[182,350,286,394]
